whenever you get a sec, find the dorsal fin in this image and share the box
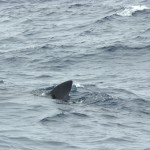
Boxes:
[50,80,73,100]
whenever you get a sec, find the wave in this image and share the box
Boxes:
[97,44,150,52]
[0,80,4,84]
[95,15,115,24]
[40,112,89,124]
[117,5,149,17]
[94,5,150,24]
[0,0,7,4]
[69,3,86,8]
[144,28,150,33]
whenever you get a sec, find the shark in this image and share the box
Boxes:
[49,80,73,100]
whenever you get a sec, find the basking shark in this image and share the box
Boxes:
[49,80,73,100]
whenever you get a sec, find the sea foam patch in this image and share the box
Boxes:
[117,5,149,16]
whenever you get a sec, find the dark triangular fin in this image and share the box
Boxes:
[50,80,73,100]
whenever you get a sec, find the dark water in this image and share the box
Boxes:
[0,0,150,149]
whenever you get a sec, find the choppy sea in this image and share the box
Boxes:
[0,0,150,149]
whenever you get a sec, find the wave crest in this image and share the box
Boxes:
[117,5,149,17]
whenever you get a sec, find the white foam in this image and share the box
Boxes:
[41,92,46,96]
[74,82,84,88]
[117,5,149,17]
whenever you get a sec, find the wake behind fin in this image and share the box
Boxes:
[50,80,73,100]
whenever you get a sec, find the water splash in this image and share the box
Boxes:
[117,5,149,16]
[74,82,84,88]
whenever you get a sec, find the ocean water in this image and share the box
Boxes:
[0,0,150,149]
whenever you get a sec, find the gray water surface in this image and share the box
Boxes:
[0,0,150,149]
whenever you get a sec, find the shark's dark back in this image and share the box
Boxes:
[50,80,73,100]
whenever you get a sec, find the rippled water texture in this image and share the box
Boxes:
[0,0,150,149]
